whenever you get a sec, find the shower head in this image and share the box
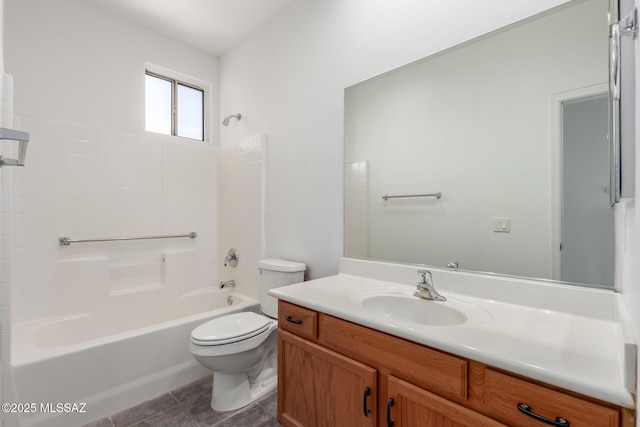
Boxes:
[222,113,242,126]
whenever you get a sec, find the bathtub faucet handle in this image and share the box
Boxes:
[224,248,239,267]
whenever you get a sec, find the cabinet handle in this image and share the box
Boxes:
[284,315,302,324]
[363,387,371,417]
[386,397,395,427]
[517,403,570,426]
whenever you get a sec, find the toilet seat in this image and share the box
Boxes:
[191,312,272,346]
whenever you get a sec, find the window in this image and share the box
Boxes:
[145,71,205,141]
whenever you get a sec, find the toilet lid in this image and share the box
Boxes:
[190,312,272,346]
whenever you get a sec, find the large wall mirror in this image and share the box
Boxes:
[344,0,617,289]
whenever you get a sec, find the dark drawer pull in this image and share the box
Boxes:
[517,403,569,426]
[386,397,395,427]
[284,315,302,324]
[363,387,371,417]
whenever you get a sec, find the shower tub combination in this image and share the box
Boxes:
[9,288,259,427]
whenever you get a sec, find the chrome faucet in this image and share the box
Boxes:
[219,280,236,289]
[414,270,446,301]
[224,248,239,267]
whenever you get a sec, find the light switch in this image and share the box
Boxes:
[493,217,510,233]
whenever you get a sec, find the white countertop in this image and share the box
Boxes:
[269,262,636,409]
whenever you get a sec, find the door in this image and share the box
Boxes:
[386,376,506,427]
[278,330,377,427]
[561,93,614,287]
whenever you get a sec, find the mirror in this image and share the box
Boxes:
[344,0,614,288]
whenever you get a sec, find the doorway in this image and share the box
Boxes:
[560,92,614,287]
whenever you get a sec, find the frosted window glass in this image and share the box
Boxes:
[145,74,172,135]
[177,83,204,140]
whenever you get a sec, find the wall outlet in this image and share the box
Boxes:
[493,217,510,233]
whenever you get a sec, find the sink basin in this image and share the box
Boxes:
[360,295,467,326]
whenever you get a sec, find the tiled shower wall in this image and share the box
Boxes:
[10,116,218,323]
[217,136,266,301]
[344,161,369,259]
[1,72,16,422]
[0,121,13,426]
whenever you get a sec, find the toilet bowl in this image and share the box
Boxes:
[189,259,306,412]
[189,312,278,412]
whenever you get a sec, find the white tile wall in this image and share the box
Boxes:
[217,135,266,300]
[1,72,15,424]
[1,118,15,426]
[10,116,218,323]
[344,161,369,258]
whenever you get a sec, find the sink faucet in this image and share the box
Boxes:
[414,270,446,301]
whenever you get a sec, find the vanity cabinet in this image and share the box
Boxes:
[278,300,633,427]
[387,375,505,427]
[279,330,377,427]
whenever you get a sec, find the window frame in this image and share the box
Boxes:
[144,64,209,142]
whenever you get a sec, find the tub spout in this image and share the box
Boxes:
[219,280,236,289]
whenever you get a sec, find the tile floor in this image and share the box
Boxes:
[82,375,281,427]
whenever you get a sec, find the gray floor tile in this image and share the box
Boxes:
[111,394,180,427]
[97,376,280,427]
[255,392,277,418]
[130,405,198,427]
[181,392,231,427]
[81,417,114,427]
[172,375,213,406]
[215,404,280,427]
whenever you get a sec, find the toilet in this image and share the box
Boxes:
[189,259,306,412]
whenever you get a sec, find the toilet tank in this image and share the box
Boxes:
[259,259,306,318]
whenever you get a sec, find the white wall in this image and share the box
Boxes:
[219,0,572,279]
[4,0,219,138]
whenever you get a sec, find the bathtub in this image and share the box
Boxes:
[9,289,260,427]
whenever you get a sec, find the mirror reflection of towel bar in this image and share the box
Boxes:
[382,192,442,201]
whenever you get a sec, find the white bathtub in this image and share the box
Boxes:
[9,290,260,427]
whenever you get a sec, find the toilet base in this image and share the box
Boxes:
[211,367,277,412]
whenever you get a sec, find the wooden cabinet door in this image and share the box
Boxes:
[279,329,377,427]
[387,376,506,427]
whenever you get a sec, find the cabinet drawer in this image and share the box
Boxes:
[483,369,619,427]
[319,314,467,401]
[278,301,317,340]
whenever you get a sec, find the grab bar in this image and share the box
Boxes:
[382,192,442,201]
[59,232,197,246]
